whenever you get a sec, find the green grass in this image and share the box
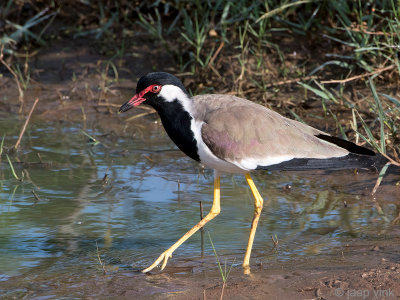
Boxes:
[6,154,20,181]
[81,130,100,146]
[0,135,5,160]
[300,77,399,161]
[207,231,235,299]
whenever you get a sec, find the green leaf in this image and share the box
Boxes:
[354,110,381,152]
[6,154,20,181]
[298,82,330,101]
[380,93,400,107]
[369,78,386,154]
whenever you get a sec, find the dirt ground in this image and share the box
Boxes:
[1,237,400,299]
[107,238,400,300]
[1,38,400,299]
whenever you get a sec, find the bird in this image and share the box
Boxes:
[119,72,387,274]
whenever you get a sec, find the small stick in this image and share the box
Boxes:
[332,26,392,36]
[14,98,40,150]
[392,211,400,224]
[96,241,107,275]
[207,41,224,68]
[177,179,181,204]
[265,75,319,88]
[101,166,110,186]
[24,169,40,190]
[80,104,87,122]
[32,190,41,202]
[97,103,122,108]
[271,234,279,249]
[379,152,400,167]
[321,64,395,84]
[125,111,156,122]
[392,147,399,163]
[102,173,109,186]
[142,155,154,162]
[200,201,204,257]
[0,135,5,161]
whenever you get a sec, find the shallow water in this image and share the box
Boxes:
[0,111,399,294]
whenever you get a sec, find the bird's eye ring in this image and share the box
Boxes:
[151,85,161,93]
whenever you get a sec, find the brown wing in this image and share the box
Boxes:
[193,94,349,166]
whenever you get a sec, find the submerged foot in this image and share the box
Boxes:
[243,263,251,275]
[142,250,173,273]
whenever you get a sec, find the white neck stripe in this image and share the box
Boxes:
[158,85,193,114]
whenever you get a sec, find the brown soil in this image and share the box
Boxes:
[1,237,399,299]
[1,38,400,299]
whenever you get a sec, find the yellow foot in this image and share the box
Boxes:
[142,250,173,273]
[243,263,251,275]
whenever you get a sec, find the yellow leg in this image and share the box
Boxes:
[142,174,221,273]
[243,173,264,274]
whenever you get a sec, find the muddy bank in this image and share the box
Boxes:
[1,237,400,299]
[0,37,174,121]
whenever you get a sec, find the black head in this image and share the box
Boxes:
[119,72,189,113]
[136,72,187,94]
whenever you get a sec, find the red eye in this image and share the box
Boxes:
[151,85,161,93]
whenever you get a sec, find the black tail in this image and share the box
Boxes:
[257,133,399,173]
[315,134,376,156]
[257,153,389,172]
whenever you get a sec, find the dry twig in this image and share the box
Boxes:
[379,152,400,167]
[271,234,279,249]
[96,241,107,274]
[14,98,40,150]
[321,65,395,84]
[32,190,41,202]
[333,26,392,36]
[207,41,224,68]
[266,75,320,88]
[125,111,156,122]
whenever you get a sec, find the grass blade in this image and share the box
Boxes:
[308,60,351,76]
[0,135,5,158]
[207,231,225,281]
[257,0,315,22]
[328,109,348,140]
[369,78,386,153]
[298,82,330,101]
[354,110,381,152]
[380,93,400,107]
[81,130,100,145]
[287,109,306,124]
[371,162,391,195]
[6,154,20,181]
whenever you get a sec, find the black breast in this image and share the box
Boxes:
[157,100,200,162]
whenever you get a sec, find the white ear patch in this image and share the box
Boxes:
[158,84,192,113]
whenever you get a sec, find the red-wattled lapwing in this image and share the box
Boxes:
[119,72,386,273]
